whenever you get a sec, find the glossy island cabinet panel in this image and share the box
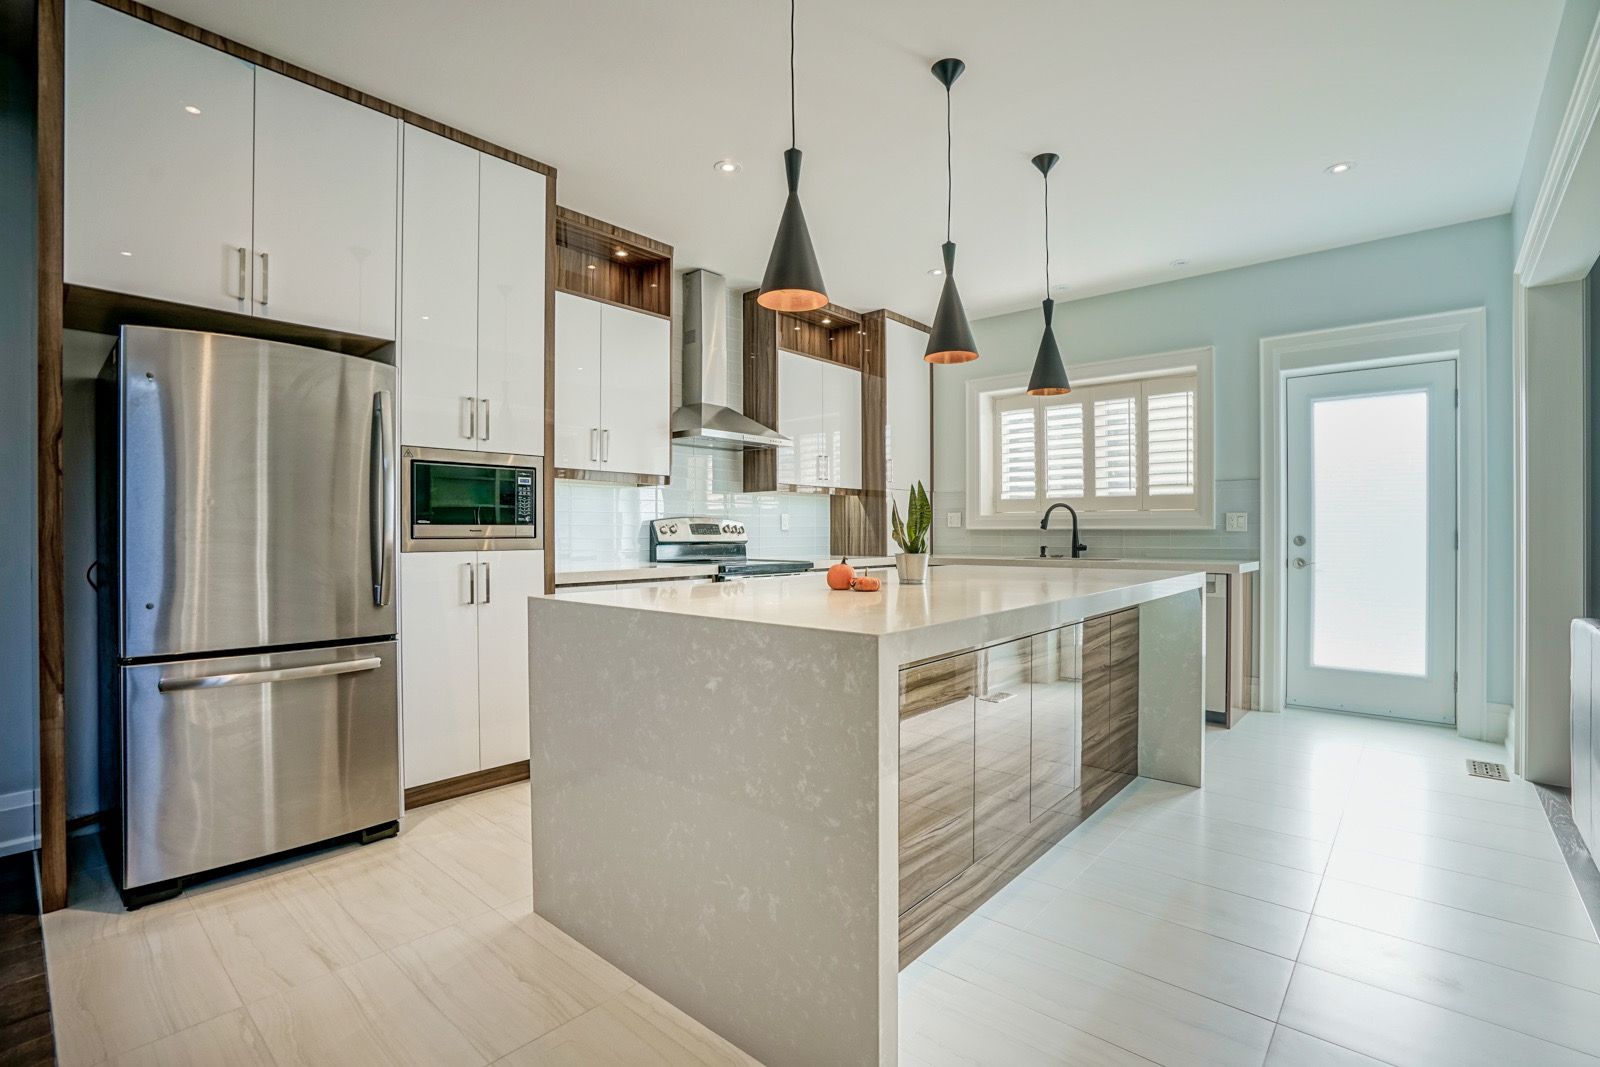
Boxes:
[897,654,976,914]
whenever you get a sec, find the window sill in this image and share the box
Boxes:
[964,512,1217,532]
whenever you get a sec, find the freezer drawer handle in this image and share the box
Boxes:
[157,657,383,693]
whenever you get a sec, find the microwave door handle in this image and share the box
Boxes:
[370,391,394,607]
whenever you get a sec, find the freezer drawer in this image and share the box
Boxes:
[121,641,399,890]
[117,326,397,660]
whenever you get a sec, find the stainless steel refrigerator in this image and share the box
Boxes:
[97,326,400,906]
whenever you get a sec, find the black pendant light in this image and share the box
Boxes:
[757,0,828,313]
[925,58,979,364]
[1026,152,1071,395]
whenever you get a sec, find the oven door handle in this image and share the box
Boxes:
[370,391,394,607]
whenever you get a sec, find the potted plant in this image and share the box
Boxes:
[891,481,932,584]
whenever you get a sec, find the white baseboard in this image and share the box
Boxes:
[0,788,39,858]
[1483,702,1513,748]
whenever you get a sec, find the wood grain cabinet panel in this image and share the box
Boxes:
[1083,609,1140,778]
[975,637,1032,862]
[898,653,976,913]
[1030,624,1083,819]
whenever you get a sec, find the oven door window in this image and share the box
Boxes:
[412,462,536,529]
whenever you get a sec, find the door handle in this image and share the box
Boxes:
[1293,558,1313,569]
[466,561,476,604]
[591,428,600,463]
[463,397,477,440]
[480,399,491,441]
[235,246,247,300]
[369,391,394,607]
[257,251,269,306]
[158,656,382,693]
[481,561,491,604]
[602,428,610,462]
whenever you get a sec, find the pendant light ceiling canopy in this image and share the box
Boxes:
[1026,152,1071,396]
[757,0,828,313]
[924,58,979,365]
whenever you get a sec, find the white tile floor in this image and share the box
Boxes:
[41,708,1597,1066]
[900,708,1600,1067]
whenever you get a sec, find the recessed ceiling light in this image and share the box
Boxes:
[794,325,801,331]
[119,250,133,257]
[712,158,742,174]
[821,317,831,325]
[183,105,201,115]
[586,263,597,270]
[1325,161,1354,175]
[927,268,944,277]
[615,249,629,258]
[1170,258,1188,268]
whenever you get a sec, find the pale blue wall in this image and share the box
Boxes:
[1513,0,1600,253]
[938,216,1515,704]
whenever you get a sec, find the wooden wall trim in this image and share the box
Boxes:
[404,761,530,810]
[555,206,671,259]
[36,0,67,913]
[742,290,779,493]
[881,309,932,334]
[92,0,555,178]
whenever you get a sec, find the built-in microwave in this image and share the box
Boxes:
[401,446,544,552]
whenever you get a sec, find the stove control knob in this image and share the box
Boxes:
[667,523,678,535]
[735,524,745,535]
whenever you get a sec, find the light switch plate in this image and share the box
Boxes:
[947,511,962,527]
[780,513,790,532]
[1225,512,1249,533]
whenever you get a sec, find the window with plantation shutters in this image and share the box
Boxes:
[977,358,1208,523]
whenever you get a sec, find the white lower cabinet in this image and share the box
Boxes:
[401,549,544,788]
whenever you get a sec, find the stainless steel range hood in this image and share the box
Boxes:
[672,269,790,449]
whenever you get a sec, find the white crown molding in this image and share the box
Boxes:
[1516,10,1600,283]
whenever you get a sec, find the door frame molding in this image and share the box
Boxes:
[1260,308,1490,738]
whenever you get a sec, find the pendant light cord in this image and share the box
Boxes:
[945,85,953,242]
[789,0,797,150]
[1043,169,1051,295]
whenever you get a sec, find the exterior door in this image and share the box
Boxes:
[1284,360,1457,723]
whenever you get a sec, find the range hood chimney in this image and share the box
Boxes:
[672,269,790,449]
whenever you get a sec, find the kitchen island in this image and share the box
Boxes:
[527,565,1205,1066]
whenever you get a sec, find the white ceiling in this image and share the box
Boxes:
[146,0,1563,319]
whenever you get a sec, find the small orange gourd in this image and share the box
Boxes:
[850,575,881,592]
[827,558,856,590]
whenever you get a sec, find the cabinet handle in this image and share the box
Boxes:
[816,454,827,481]
[602,429,610,462]
[590,428,599,462]
[466,561,476,604]
[235,246,247,300]
[463,397,477,440]
[481,561,491,604]
[257,252,269,306]
[480,399,491,441]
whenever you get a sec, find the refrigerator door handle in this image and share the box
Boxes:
[157,656,383,693]
[370,391,394,607]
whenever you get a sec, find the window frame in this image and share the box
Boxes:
[965,346,1215,531]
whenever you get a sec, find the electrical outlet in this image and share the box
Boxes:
[780,513,790,532]
[1225,512,1249,533]
[947,511,962,527]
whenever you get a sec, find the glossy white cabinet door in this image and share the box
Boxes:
[478,155,547,457]
[554,292,604,471]
[475,550,544,769]
[64,0,254,312]
[253,69,398,338]
[824,359,863,490]
[401,126,480,451]
[778,350,827,487]
[399,551,482,788]
[599,305,672,476]
[884,318,932,492]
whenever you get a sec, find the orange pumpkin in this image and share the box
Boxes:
[827,558,855,590]
[850,575,881,592]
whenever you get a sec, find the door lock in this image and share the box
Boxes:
[1292,535,1306,546]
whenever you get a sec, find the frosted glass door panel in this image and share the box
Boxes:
[1284,360,1456,724]
[1309,391,1429,675]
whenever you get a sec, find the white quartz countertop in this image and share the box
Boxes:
[542,563,1204,637]
[554,555,896,587]
[935,554,1260,576]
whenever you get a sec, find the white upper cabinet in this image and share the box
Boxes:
[401,127,480,451]
[823,359,863,490]
[776,349,860,489]
[64,0,400,337]
[554,291,603,470]
[598,305,671,476]
[474,550,544,769]
[252,69,398,339]
[554,293,671,477]
[884,318,932,492]
[477,155,548,457]
[65,0,254,312]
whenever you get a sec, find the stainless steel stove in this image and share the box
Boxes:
[649,517,814,581]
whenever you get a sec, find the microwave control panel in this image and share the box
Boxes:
[515,472,535,525]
